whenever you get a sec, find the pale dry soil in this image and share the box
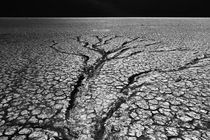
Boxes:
[0,21,210,140]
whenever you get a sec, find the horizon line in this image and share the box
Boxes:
[0,17,210,20]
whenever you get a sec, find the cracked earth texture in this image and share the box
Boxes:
[0,18,210,140]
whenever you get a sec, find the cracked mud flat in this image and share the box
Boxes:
[0,18,210,140]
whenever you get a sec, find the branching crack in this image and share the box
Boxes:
[93,70,153,140]
[44,35,210,140]
[155,54,210,72]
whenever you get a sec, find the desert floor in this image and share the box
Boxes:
[0,18,210,140]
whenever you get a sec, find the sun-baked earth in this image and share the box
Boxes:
[0,18,210,140]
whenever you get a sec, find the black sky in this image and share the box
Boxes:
[0,0,208,17]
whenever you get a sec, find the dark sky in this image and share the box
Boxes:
[0,0,208,17]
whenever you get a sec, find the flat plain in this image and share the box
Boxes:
[0,18,210,140]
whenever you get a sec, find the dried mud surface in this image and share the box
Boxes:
[0,19,210,140]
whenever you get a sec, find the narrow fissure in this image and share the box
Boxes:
[127,70,152,85]
[94,98,126,140]
[65,74,85,119]
[93,70,154,139]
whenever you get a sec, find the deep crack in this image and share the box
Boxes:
[65,74,85,120]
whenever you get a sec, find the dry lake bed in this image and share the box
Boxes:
[0,18,210,140]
